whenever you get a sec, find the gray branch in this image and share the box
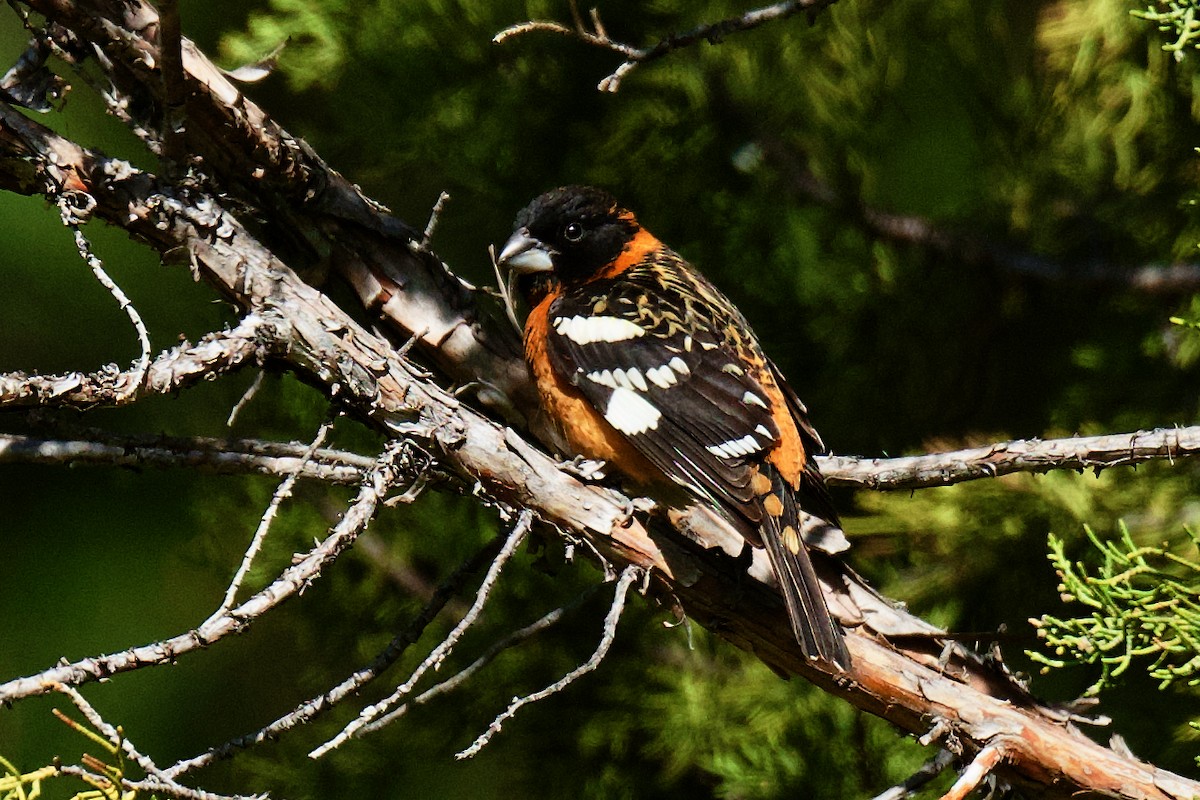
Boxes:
[0,440,409,704]
[0,315,280,409]
[495,0,842,92]
[5,426,1198,493]
[819,426,1200,490]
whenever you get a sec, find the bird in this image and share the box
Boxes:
[496,185,849,670]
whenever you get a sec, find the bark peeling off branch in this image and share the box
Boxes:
[18,0,538,436]
[0,315,281,409]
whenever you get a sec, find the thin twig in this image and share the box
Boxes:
[165,531,507,777]
[46,683,263,800]
[0,440,408,704]
[490,242,523,335]
[58,196,152,402]
[226,369,266,427]
[0,431,373,485]
[202,415,335,627]
[308,509,534,758]
[869,749,956,800]
[495,0,840,92]
[455,564,642,758]
[358,583,604,735]
[421,191,450,247]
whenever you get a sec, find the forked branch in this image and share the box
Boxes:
[495,0,842,91]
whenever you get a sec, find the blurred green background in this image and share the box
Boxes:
[3,0,1200,797]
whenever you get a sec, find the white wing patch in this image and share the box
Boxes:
[553,315,645,345]
[742,390,768,409]
[588,360,690,391]
[586,369,618,389]
[706,433,765,459]
[604,387,662,435]
[645,365,677,389]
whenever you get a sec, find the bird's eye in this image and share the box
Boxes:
[563,222,584,242]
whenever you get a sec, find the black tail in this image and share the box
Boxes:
[760,465,850,670]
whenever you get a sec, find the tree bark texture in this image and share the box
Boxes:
[1,2,1197,797]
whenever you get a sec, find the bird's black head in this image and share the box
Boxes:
[498,186,640,296]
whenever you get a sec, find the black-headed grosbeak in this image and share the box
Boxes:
[498,185,848,669]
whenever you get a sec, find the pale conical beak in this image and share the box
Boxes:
[497,228,555,273]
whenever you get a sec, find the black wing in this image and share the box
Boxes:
[542,258,782,526]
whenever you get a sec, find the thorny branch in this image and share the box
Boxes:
[357,584,604,737]
[494,0,842,92]
[59,195,152,403]
[819,425,1200,490]
[0,430,375,484]
[203,415,336,626]
[0,314,284,409]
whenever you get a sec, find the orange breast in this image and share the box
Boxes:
[525,294,663,486]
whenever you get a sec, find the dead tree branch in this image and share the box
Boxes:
[0,439,409,704]
[5,425,1197,492]
[309,510,533,758]
[495,0,842,92]
[357,583,605,737]
[164,532,508,778]
[456,564,643,758]
[939,743,1005,800]
[46,683,264,800]
[203,415,336,626]
[1,4,1198,797]
[869,749,956,800]
[0,314,283,409]
[819,426,1200,490]
[0,431,374,484]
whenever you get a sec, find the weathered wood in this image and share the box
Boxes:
[1,4,1197,797]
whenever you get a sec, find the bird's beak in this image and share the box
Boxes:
[497,228,555,274]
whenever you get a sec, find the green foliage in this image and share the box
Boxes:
[1031,523,1200,695]
[578,638,943,799]
[1134,1,1200,59]
[0,755,51,800]
[1,707,148,800]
